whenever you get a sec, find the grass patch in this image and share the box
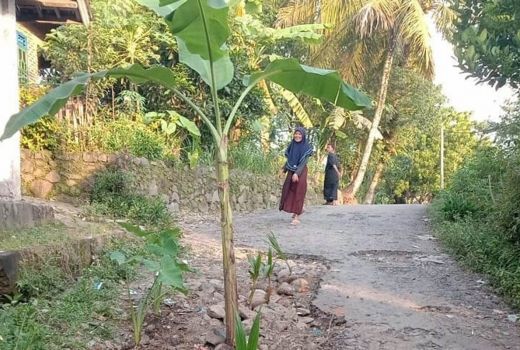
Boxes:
[430,205,520,309]
[0,238,145,349]
[0,223,74,251]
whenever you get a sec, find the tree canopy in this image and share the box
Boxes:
[450,0,520,89]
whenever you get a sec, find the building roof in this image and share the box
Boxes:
[16,0,90,39]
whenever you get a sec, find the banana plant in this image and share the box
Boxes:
[0,0,371,345]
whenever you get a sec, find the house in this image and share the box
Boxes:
[0,0,90,200]
[16,0,90,84]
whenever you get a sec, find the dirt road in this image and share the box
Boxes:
[182,204,520,349]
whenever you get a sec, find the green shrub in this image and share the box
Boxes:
[20,115,62,152]
[129,128,164,160]
[447,147,504,215]
[495,156,520,244]
[91,169,133,203]
[126,196,170,226]
[229,141,282,174]
[92,119,166,160]
[438,191,478,221]
[90,169,171,226]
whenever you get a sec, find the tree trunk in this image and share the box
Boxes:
[216,137,238,346]
[0,0,21,200]
[344,39,396,202]
[363,161,385,204]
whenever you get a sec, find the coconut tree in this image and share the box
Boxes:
[277,0,456,199]
[0,0,371,345]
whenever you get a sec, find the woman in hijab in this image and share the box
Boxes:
[279,127,314,225]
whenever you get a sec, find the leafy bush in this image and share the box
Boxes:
[495,154,520,242]
[92,119,166,160]
[19,86,62,151]
[91,168,133,203]
[229,141,282,174]
[438,191,478,221]
[90,169,170,226]
[129,128,164,160]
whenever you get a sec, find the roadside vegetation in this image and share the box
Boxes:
[430,100,520,309]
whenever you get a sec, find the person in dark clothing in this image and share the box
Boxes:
[279,127,314,225]
[323,143,341,205]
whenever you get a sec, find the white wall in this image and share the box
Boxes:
[0,0,21,200]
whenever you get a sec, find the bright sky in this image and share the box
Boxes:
[430,26,516,122]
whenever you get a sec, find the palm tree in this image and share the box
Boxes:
[277,0,455,200]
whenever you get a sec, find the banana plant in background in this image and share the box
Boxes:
[145,109,202,163]
[0,0,371,345]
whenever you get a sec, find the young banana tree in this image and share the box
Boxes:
[0,0,371,345]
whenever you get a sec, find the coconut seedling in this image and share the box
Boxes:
[267,232,291,275]
[262,248,275,303]
[247,252,263,306]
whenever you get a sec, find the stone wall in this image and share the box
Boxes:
[20,150,322,214]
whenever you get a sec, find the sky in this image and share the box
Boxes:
[430,26,516,122]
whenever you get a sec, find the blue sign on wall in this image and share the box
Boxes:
[17,31,28,51]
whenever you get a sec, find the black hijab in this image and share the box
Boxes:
[284,127,313,172]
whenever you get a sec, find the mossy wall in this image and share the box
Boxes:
[21,150,322,213]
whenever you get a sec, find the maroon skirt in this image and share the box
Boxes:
[279,166,308,215]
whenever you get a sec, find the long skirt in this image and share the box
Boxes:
[279,166,308,215]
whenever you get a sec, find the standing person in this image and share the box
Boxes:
[279,127,314,225]
[323,143,341,205]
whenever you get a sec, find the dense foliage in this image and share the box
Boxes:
[450,0,520,89]
[431,98,520,306]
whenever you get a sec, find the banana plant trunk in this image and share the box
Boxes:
[344,38,396,201]
[363,160,385,204]
[216,137,238,345]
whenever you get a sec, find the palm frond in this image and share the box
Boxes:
[353,0,396,38]
[430,1,457,39]
[321,0,365,28]
[337,32,388,84]
[397,0,434,78]
[276,0,316,28]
